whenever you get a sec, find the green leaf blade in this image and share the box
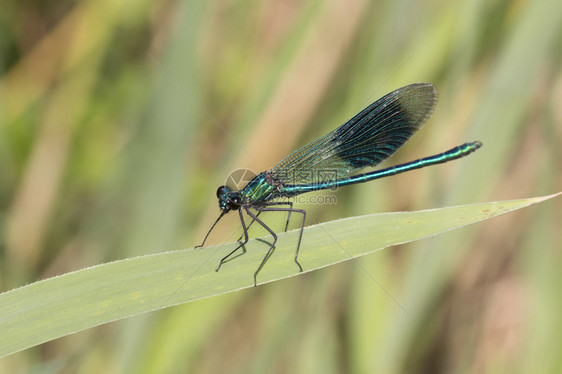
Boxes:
[0,193,559,357]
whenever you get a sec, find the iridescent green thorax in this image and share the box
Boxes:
[241,172,279,205]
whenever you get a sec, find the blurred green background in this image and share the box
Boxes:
[1,0,561,372]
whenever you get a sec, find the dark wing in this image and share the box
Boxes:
[270,83,438,184]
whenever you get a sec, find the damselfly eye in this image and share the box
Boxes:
[216,185,228,198]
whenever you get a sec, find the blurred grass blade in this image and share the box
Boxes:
[0,193,559,357]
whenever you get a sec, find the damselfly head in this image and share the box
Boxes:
[216,185,242,211]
